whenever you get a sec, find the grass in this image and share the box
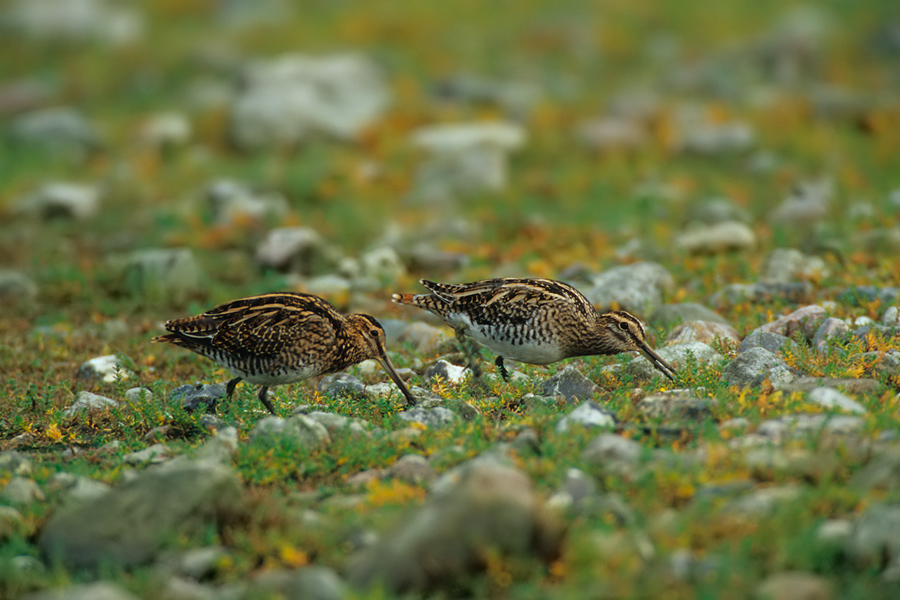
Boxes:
[2,0,900,597]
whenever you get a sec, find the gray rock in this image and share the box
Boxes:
[0,477,45,505]
[404,243,469,275]
[638,391,717,422]
[432,74,542,118]
[124,387,152,403]
[0,505,26,541]
[761,248,829,284]
[397,407,459,429]
[719,417,750,434]
[581,433,642,475]
[424,360,471,384]
[674,221,756,253]
[815,519,853,545]
[63,391,119,418]
[0,451,33,476]
[4,0,143,44]
[395,321,451,354]
[812,317,850,353]
[47,473,110,504]
[250,566,347,600]
[249,415,331,450]
[724,485,801,517]
[157,577,219,600]
[194,427,239,463]
[38,460,246,569]
[21,582,140,600]
[739,330,801,356]
[306,411,377,439]
[230,53,390,149]
[75,354,133,383]
[669,549,722,584]
[677,121,755,155]
[540,365,600,402]
[758,305,828,343]
[807,387,866,415]
[299,274,353,298]
[318,373,367,398]
[8,107,101,158]
[206,179,288,226]
[583,262,674,314]
[770,179,832,225]
[547,468,598,513]
[14,182,101,221]
[123,443,172,466]
[113,248,203,304]
[555,401,616,432]
[624,341,724,380]
[360,246,406,284]
[709,282,812,307]
[575,116,647,152]
[254,227,339,275]
[685,197,751,225]
[345,459,560,593]
[722,347,794,388]
[883,306,900,326]
[861,350,900,378]
[775,377,883,395]
[837,286,900,306]
[169,383,227,413]
[386,455,435,485]
[411,142,516,201]
[160,545,230,580]
[850,448,900,491]
[844,504,900,568]
[753,571,833,600]
[666,321,740,347]
[649,303,730,329]
[138,111,191,148]
[0,270,38,301]
[755,414,865,445]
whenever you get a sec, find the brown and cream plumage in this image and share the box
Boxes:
[392,278,676,381]
[153,292,416,415]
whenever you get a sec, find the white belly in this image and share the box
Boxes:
[448,314,565,365]
[233,364,321,386]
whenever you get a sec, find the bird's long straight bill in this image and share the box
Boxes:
[378,355,417,405]
[638,344,677,381]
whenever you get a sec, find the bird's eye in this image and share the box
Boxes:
[618,321,630,331]
[370,329,381,338]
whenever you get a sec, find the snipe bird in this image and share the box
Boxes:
[153,292,416,415]
[392,278,676,382]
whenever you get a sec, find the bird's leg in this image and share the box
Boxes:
[495,356,510,381]
[226,377,242,399]
[258,386,278,416]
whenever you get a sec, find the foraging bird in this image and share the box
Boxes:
[392,278,676,382]
[153,292,416,415]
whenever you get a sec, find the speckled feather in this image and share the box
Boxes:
[153,292,416,413]
[393,278,675,380]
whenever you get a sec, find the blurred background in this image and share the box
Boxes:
[1,0,898,321]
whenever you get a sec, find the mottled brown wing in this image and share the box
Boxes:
[161,292,339,359]
[421,278,597,326]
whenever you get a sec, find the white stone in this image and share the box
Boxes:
[411,121,526,152]
[807,387,867,415]
[15,182,101,221]
[230,53,390,149]
[674,221,756,253]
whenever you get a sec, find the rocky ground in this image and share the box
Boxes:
[1,1,900,599]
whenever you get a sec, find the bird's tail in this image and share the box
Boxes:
[391,293,419,306]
